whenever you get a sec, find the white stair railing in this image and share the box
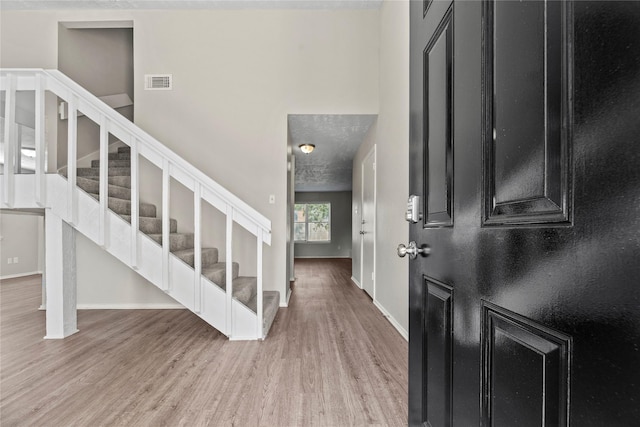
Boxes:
[0,68,271,339]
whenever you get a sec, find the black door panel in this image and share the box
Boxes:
[409,1,640,426]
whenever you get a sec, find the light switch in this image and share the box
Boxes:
[269,195,275,204]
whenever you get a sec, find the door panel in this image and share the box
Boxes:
[481,303,570,427]
[409,1,640,426]
[483,0,571,226]
[425,9,454,227]
[425,277,453,427]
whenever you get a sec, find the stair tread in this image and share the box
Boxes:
[76,176,131,197]
[202,262,240,286]
[120,215,178,234]
[172,247,219,268]
[80,176,132,188]
[147,233,195,252]
[231,276,258,307]
[245,290,280,337]
[77,167,131,177]
[87,193,157,217]
[91,159,131,168]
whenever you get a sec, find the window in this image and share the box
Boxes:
[294,202,331,242]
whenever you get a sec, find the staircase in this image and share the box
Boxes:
[69,146,280,336]
[1,68,278,340]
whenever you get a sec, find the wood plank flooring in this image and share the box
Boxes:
[1,259,407,426]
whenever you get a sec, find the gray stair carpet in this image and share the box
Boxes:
[60,145,279,337]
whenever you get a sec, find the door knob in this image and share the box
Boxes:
[360,230,367,235]
[397,241,430,259]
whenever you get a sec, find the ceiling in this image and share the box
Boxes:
[289,114,376,193]
[1,0,383,9]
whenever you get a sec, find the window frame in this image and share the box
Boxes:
[294,201,332,243]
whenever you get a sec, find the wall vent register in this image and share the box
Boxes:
[144,74,172,90]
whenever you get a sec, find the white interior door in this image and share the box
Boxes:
[361,146,375,298]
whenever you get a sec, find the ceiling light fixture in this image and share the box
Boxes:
[299,143,315,154]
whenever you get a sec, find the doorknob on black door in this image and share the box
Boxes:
[397,241,430,259]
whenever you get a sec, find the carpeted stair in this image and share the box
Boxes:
[62,146,279,337]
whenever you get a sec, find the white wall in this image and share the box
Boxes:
[0,211,44,279]
[76,233,181,308]
[352,0,409,337]
[1,9,379,306]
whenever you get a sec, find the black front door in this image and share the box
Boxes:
[408,1,640,425]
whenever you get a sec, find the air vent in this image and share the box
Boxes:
[144,74,172,90]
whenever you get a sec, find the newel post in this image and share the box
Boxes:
[44,209,79,339]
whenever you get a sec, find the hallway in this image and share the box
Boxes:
[1,259,407,426]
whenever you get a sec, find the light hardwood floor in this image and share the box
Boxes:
[1,259,407,426]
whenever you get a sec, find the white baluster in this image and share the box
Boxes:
[226,205,233,335]
[67,95,77,225]
[15,123,22,174]
[130,136,139,269]
[257,228,264,339]
[98,116,109,248]
[162,158,171,291]
[3,73,16,207]
[194,183,202,313]
[35,72,46,206]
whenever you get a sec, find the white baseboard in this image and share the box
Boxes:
[281,287,292,307]
[77,303,185,310]
[351,276,362,289]
[0,271,43,280]
[373,300,408,341]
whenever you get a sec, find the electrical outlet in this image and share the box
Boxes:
[13,257,19,264]
[7,258,12,264]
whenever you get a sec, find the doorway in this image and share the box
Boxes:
[287,114,376,303]
[57,21,134,169]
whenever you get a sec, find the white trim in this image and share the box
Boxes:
[281,287,292,307]
[373,300,408,341]
[361,145,376,300]
[77,303,186,310]
[60,20,134,29]
[351,276,362,288]
[0,270,43,280]
[44,329,79,339]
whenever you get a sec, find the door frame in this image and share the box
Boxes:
[360,144,376,299]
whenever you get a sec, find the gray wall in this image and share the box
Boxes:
[0,211,44,279]
[294,191,352,258]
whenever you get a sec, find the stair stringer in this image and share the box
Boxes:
[4,173,262,340]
